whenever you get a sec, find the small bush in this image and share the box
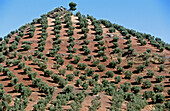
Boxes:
[135,75,143,84]
[21,44,31,50]
[155,75,165,83]
[127,60,134,68]
[7,71,14,80]
[11,77,19,86]
[44,69,53,77]
[91,59,100,67]
[59,68,66,76]
[77,63,87,70]
[159,64,165,72]
[67,53,73,59]
[73,70,81,76]
[66,64,74,71]
[85,68,95,77]
[66,74,75,81]
[108,60,117,69]
[136,64,145,73]
[75,79,82,87]
[142,79,152,88]
[146,69,155,78]
[93,73,99,81]
[117,65,124,73]
[131,86,141,94]
[81,81,88,90]
[109,28,115,33]
[153,83,164,93]
[124,71,132,79]
[53,63,60,70]
[28,71,37,80]
[18,62,25,69]
[115,76,121,84]
[97,64,106,72]
[105,70,114,78]
[73,55,80,64]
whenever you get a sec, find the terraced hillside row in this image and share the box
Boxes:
[0,6,169,111]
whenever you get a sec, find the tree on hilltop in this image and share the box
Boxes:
[69,2,77,11]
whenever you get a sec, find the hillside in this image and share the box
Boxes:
[0,6,170,111]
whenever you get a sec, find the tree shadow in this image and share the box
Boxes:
[1,78,10,81]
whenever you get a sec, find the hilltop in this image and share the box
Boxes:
[0,5,169,111]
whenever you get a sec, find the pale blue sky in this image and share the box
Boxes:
[0,0,169,43]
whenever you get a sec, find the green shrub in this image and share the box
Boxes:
[131,86,141,94]
[12,59,21,66]
[88,79,95,86]
[95,35,103,41]
[69,2,77,11]
[84,48,91,55]
[92,73,99,81]
[153,83,164,93]
[135,75,143,84]
[11,77,19,86]
[53,63,60,70]
[117,65,124,73]
[85,68,95,77]
[67,53,73,59]
[15,36,21,42]
[0,54,6,63]
[66,74,75,81]
[91,59,100,67]
[77,63,87,70]
[113,37,119,42]
[18,54,23,60]
[82,81,88,90]
[86,55,92,61]
[155,75,165,83]
[28,71,37,80]
[105,70,114,78]
[109,28,115,33]
[143,91,155,100]
[97,64,106,72]
[55,55,64,65]
[24,66,32,74]
[11,51,17,58]
[159,64,165,72]
[38,63,47,71]
[124,71,132,79]
[44,69,53,77]
[154,93,165,103]
[108,60,117,68]
[146,69,155,78]
[168,89,170,95]
[58,78,68,88]
[6,59,12,66]
[127,60,134,68]
[136,64,145,73]
[18,62,25,69]
[66,64,74,71]
[73,70,81,76]
[117,57,122,64]
[113,47,120,53]
[80,74,87,81]
[120,82,131,92]
[142,79,152,88]
[73,55,80,64]
[75,79,82,87]
[59,68,66,76]
[7,71,14,80]
[115,76,121,84]
[21,44,31,50]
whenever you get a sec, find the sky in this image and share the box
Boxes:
[0,0,169,43]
